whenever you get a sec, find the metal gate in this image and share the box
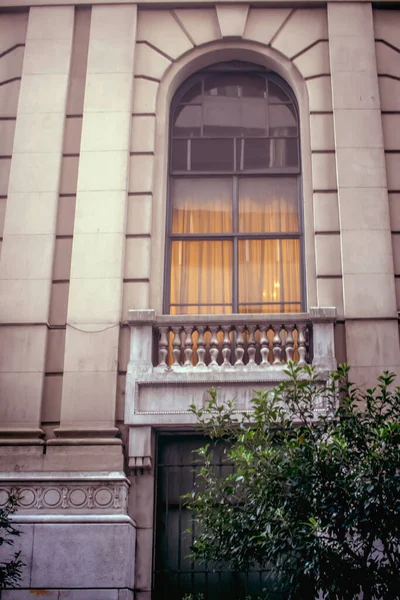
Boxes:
[153,434,287,600]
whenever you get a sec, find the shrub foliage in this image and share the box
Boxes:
[186,364,400,600]
[0,493,24,591]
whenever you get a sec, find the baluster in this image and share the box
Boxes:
[260,325,270,368]
[183,326,194,368]
[196,326,207,370]
[234,325,245,368]
[297,325,307,366]
[209,326,219,370]
[247,324,257,369]
[272,325,283,365]
[171,327,182,368]
[157,327,169,369]
[221,325,232,369]
[285,325,295,363]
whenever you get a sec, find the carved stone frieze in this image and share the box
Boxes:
[0,477,129,515]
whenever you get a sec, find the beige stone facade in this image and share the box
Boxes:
[0,1,399,598]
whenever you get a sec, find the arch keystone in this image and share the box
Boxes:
[216,5,249,39]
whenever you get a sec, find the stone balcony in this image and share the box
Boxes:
[125,308,337,471]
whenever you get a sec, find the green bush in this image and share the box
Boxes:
[185,364,400,600]
[0,492,24,593]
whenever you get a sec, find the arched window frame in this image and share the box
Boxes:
[163,61,306,316]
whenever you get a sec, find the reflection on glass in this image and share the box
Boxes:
[191,139,234,171]
[269,104,297,136]
[173,105,201,137]
[171,178,232,234]
[238,239,301,313]
[171,140,187,171]
[236,139,299,171]
[238,177,299,233]
[180,81,202,104]
[170,240,233,314]
[268,81,291,103]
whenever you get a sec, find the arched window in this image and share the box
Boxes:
[165,62,304,315]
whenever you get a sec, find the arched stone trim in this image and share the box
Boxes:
[148,40,317,312]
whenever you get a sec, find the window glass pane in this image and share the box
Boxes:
[238,239,301,313]
[173,105,201,137]
[171,139,187,171]
[170,240,232,314]
[238,139,298,170]
[180,81,202,104]
[268,81,291,103]
[203,95,241,137]
[191,139,234,171]
[204,74,240,97]
[269,104,297,136]
[269,138,299,168]
[171,178,232,234]
[238,177,299,233]
[240,75,266,98]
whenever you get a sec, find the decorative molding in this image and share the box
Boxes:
[0,477,129,515]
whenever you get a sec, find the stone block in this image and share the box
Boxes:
[339,188,390,231]
[130,473,154,528]
[373,9,400,48]
[382,114,400,151]
[345,319,400,367]
[329,35,376,74]
[313,193,339,231]
[42,374,63,422]
[317,277,344,319]
[0,372,43,427]
[310,113,334,151]
[116,374,126,422]
[59,591,118,600]
[0,197,6,233]
[349,364,400,390]
[31,523,135,589]
[124,237,151,280]
[5,192,58,236]
[0,46,24,83]
[0,234,54,280]
[0,158,11,196]
[311,153,337,190]
[45,328,66,373]
[0,119,16,155]
[375,42,400,78]
[23,39,72,75]
[70,232,124,279]
[74,191,126,234]
[87,39,135,75]
[2,592,58,600]
[53,237,73,281]
[59,155,79,195]
[294,41,330,79]
[118,326,130,371]
[126,195,152,235]
[128,155,153,194]
[386,153,400,191]
[122,282,149,317]
[174,8,220,45]
[131,115,156,153]
[60,371,117,426]
[216,5,249,38]
[0,279,51,323]
[0,525,33,589]
[336,148,386,188]
[396,277,400,310]
[333,109,384,148]
[18,74,69,114]
[8,153,62,194]
[63,323,119,372]
[134,527,153,591]
[272,9,328,59]
[67,278,122,324]
[243,8,291,45]
[328,3,374,37]
[81,112,130,153]
[132,78,158,114]
[27,6,74,40]
[343,273,397,318]
[89,4,136,42]
[379,77,400,112]
[331,71,380,110]
[56,196,76,237]
[392,234,400,274]
[0,12,28,55]
[0,80,21,118]
[84,73,133,113]
[341,230,394,275]
[63,117,82,154]
[77,151,128,192]
[389,193,400,231]
[315,234,342,276]
[49,282,69,326]
[306,77,332,112]
[137,11,193,59]
[134,44,171,81]
[0,325,47,373]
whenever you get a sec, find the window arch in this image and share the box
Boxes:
[164,61,304,315]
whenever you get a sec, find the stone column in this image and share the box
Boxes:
[53,6,137,459]
[328,2,400,384]
[0,7,74,451]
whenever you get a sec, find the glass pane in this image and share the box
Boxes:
[191,139,234,171]
[171,139,187,171]
[180,81,202,103]
[204,74,240,97]
[269,104,297,136]
[170,240,232,314]
[173,105,201,137]
[238,177,299,233]
[268,81,291,103]
[238,239,301,313]
[203,95,242,137]
[269,138,299,168]
[171,178,232,234]
[237,138,269,171]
